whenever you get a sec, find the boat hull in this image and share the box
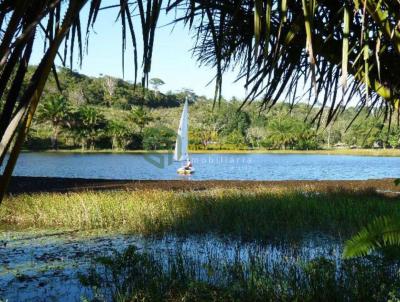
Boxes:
[177,167,195,174]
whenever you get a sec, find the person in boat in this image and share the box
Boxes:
[184,159,192,170]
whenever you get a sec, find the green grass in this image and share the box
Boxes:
[2,188,399,240]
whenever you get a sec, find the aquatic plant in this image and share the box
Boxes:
[343,216,400,258]
[1,188,399,242]
[344,180,400,259]
[79,244,400,301]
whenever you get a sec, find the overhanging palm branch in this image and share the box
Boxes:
[343,216,400,258]
[167,0,400,126]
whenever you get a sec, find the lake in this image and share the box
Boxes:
[10,152,400,180]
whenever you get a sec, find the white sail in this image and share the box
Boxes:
[173,99,189,161]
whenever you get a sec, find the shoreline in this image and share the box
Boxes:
[20,148,400,157]
[8,176,400,195]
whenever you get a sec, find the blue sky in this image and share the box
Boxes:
[30,3,246,99]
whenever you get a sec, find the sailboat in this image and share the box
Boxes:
[174,98,195,174]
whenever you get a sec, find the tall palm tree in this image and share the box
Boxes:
[74,105,105,150]
[37,95,70,149]
[267,118,297,149]
[0,0,400,201]
[107,120,130,150]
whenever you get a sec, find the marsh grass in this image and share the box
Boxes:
[1,187,399,241]
[79,244,400,302]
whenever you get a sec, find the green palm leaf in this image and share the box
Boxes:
[341,4,350,91]
[343,216,400,258]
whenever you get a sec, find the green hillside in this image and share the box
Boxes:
[24,67,400,151]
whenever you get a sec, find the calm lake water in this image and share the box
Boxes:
[10,152,400,180]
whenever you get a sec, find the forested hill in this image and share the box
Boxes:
[23,66,400,151]
[40,67,191,109]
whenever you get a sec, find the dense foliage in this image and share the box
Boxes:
[26,68,400,151]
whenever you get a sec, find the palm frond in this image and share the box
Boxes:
[341,3,349,92]
[343,216,400,258]
[167,0,400,127]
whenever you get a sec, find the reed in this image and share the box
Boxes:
[79,244,400,301]
[1,188,398,240]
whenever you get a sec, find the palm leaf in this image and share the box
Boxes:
[254,0,263,57]
[343,216,400,258]
[264,0,271,55]
[341,4,349,91]
[301,0,316,91]
[281,0,287,22]
[363,38,370,101]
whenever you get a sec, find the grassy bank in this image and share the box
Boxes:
[22,148,400,156]
[2,188,399,240]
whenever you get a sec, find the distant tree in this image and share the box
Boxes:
[295,126,320,150]
[21,69,400,152]
[192,107,222,149]
[191,125,219,150]
[225,129,246,147]
[344,120,384,148]
[84,78,106,105]
[71,106,106,150]
[106,120,131,150]
[142,126,175,150]
[37,95,70,149]
[247,127,267,149]
[102,76,117,107]
[176,88,197,103]
[266,118,297,150]
[265,116,320,150]
[217,105,251,138]
[130,107,153,135]
[68,85,86,106]
[388,130,400,148]
[149,78,165,94]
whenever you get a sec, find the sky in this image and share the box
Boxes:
[29,3,246,100]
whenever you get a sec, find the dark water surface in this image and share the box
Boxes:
[10,152,400,180]
[0,230,340,302]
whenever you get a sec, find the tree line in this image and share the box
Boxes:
[25,67,400,151]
